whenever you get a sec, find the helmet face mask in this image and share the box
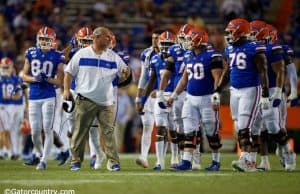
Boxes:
[37,27,56,51]
[158,31,176,55]
[249,20,268,42]
[77,38,93,48]
[185,27,208,50]
[225,18,250,44]
[0,57,13,77]
[37,36,54,50]
[76,27,93,48]
[177,24,194,50]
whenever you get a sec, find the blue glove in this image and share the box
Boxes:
[69,36,77,47]
[270,87,282,107]
[157,90,167,109]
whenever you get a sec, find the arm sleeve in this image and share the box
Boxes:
[210,53,223,69]
[137,61,149,89]
[286,62,298,92]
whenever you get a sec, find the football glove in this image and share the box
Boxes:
[62,95,75,113]
[211,92,220,106]
[157,90,167,109]
[270,87,282,107]
[260,97,270,110]
[69,36,77,47]
[287,90,298,107]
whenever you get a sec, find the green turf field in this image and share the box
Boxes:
[0,154,299,194]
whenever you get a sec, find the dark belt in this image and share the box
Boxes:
[77,93,92,102]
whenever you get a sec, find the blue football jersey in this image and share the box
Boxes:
[25,47,64,100]
[265,43,284,88]
[167,44,186,86]
[282,44,294,65]
[150,53,175,92]
[0,75,23,105]
[140,47,158,89]
[225,41,266,88]
[69,47,80,90]
[112,49,130,86]
[184,49,222,96]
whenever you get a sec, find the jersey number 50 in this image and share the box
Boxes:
[187,63,204,80]
[31,59,54,77]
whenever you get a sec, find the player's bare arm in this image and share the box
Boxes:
[167,67,187,106]
[22,59,36,83]
[46,63,64,87]
[254,52,269,97]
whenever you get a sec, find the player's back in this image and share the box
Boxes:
[225,41,266,89]
[25,47,64,100]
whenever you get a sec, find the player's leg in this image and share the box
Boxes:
[174,95,199,171]
[89,118,104,169]
[201,100,222,171]
[36,97,56,170]
[231,86,261,172]
[136,110,154,168]
[26,100,43,166]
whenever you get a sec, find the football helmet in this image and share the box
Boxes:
[76,27,93,48]
[225,18,250,44]
[249,20,268,41]
[177,23,194,50]
[158,31,176,54]
[185,27,208,50]
[0,57,14,76]
[36,26,56,50]
[265,24,278,44]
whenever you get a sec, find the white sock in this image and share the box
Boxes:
[141,124,153,161]
[41,130,53,163]
[240,152,250,160]
[192,144,200,164]
[279,143,290,154]
[261,155,269,164]
[155,141,165,168]
[89,127,100,157]
[250,152,257,163]
[212,152,220,162]
[10,129,19,155]
[170,142,178,164]
[183,151,192,161]
[32,130,43,157]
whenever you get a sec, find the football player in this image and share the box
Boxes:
[22,26,65,170]
[215,18,269,172]
[135,30,162,168]
[142,31,177,170]
[167,27,223,171]
[1,57,24,160]
[0,57,24,159]
[250,22,296,171]
[159,24,204,170]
